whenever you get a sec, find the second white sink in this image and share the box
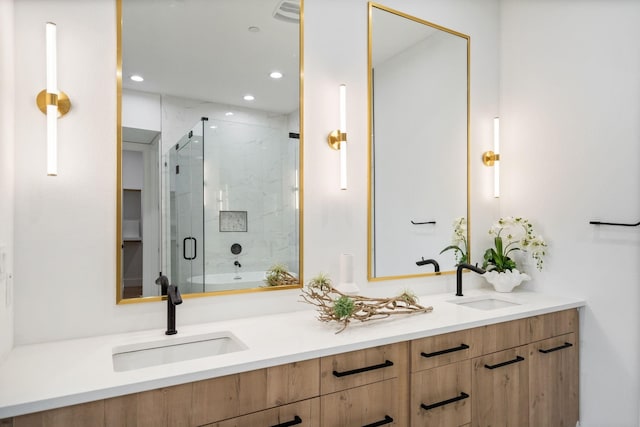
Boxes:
[448,295,521,310]
[112,331,247,372]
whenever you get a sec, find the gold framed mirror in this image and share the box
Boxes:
[367,2,470,281]
[116,0,304,303]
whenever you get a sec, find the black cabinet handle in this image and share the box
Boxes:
[421,392,469,411]
[539,342,573,354]
[421,343,469,358]
[484,355,525,370]
[362,415,394,427]
[333,360,394,377]
[271,415,302,427]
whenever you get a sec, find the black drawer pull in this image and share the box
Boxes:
[421,343,469,358]
[421,392,469,411]
[333,360,394,377]
[363,415,394,427]
[539,342,573,354]
[484,355,525,370]
[271,415,302,427]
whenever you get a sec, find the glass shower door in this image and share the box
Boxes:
[169,121,205,293]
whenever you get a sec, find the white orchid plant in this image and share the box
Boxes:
[440,217,468,265]
[483,216,547,273]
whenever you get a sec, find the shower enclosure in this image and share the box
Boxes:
[167,117,299,294]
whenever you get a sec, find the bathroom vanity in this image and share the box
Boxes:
[0,290,584,426]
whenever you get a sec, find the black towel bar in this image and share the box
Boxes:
[589,220,640,227]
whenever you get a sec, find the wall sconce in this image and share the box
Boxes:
[327,84,347,190]
[36,22,71,176]
[482,117,500,198]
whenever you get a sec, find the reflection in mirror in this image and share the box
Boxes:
[117,0,303,303]
[367,3,469,281]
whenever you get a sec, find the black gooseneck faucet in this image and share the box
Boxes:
[156,275,183,335]
[455,263,486,297]
[416,257,440,272]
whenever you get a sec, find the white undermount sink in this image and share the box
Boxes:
[448,295,522,310]
[112,331,247,372]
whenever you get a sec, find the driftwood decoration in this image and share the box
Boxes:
[300,276,433,333]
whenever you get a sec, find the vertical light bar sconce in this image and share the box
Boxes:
[327,84,348,190]
[36,22,71,176]
[482,117,500,198]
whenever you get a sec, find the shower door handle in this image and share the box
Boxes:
[183,237,197,260]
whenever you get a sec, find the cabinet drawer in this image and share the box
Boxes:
[528,309,578,342]
[321,378,403,427]
[473,318,528,355]
[471,346,529,427]
[192,359,320,425]
[202,397,320,427]
[13,401,104,427]
[528,332,578,426]
[411,360,471,427]
[411,329,476,371]
[320,342,406,394]
[104,383,192,426]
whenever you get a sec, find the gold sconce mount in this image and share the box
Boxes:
[482,150,500,167]
[327,130,347,150]
[36,89,72,117]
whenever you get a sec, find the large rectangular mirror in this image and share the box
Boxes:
[117,0,303,303]
[368,3,469,281]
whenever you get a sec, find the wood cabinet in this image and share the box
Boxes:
[104,383,192,427]
[528,332,579,426]
[320,342,408,426]
[6,309,579,427]
[411,360,471,427]
[11,401,104,427]
[321,378,400,427]
[411,330,475,426]
[202,398,320,427]
[471,346,529,427]
[191,359,319,426]
[408,309,579,427]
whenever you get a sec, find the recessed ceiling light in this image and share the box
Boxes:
[130,75,144,82]
[270,71,283,79]
[248,26,260,33]
[243,95,255,101]
[209,125,217,129]
[225,112,234,116]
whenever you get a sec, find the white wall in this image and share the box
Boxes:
[0,0,15,362]
[10,1,640,425]
[499,1,640,425]
[11,0,499,346]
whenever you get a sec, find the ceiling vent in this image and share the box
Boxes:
[273,0,300,23]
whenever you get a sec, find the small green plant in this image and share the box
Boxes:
[265,264,296,287]
[398,289,418,305]
[333,296,355,319]
[307,273,332,291]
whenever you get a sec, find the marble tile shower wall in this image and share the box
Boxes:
[162,95,299,285]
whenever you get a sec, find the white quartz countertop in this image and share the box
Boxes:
[0,289,585,418]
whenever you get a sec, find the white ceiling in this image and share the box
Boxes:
[122,0,300,115]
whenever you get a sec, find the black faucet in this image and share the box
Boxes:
[234,260,242,268]
[455,263,486,297]
[416,257,440,272]
[156,275,182,335]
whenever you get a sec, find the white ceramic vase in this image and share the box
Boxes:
[483,269,531,293]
